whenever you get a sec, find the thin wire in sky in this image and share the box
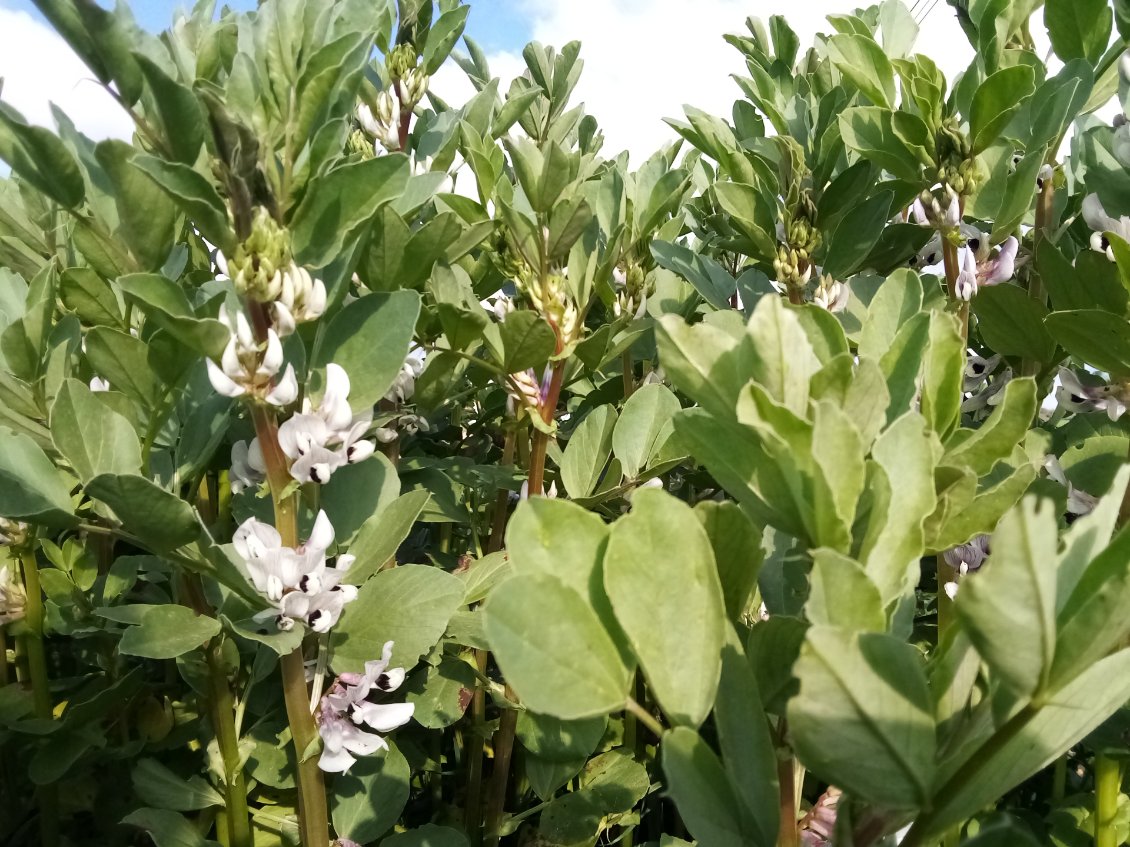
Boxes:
[916,0,942,26]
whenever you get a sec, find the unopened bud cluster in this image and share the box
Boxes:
[227,208,292,303]
[774,204,820,292]
[526,270,580,347]
[934,119,980,195]
[612,264,649,319]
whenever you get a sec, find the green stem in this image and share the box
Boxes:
[936,553,958,641]
[250,404,327,847]
[483,696,519,847]
[1054,755,1068,802]
[21,549,58,847]
[777,754,798,847]
[622,350,634,399]
[1021,176,1055,378]
[624,696,665,738]
[1095,754,1122,847]
[206,640,253,847]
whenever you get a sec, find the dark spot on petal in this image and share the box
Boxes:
[376,673,392,691]
[299,575,310,591]
[971,362,986,374]
[968,238,980,251]
[311,468,324,484]
[1102,235,1111,250]
[308,611,324,627]
[1071,393,1087,404]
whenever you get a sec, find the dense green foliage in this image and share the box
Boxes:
[2,1,1130,846]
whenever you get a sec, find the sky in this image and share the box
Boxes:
[0,0,1092,167]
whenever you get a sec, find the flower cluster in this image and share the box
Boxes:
[812,274,849,313]
[233,511,357,633]
[1081,194,1130,261]
[0,518,28,548]
[1057,369,1129,421]
[0,564,26,625]
[277,364,375,484]
[954,235,1018,300]
[316,641,414,773]
[207,308,298,407]
[1044,455,1098,518]
[941,535,991,599]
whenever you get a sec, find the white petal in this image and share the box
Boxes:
[352,701,415,732]
[261,330,284,375]
[207,359,246,398]
[267,365,299,407]
[272,301,296,337]
[307,510,336,552]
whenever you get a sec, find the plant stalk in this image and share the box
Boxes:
[206,640,253,847]
[1021,175,1055,377]
[1094,754,1122,847]
[777,754,799,847]
[250,403,327,847]
[21,549,58,847]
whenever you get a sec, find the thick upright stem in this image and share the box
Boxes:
[250,404,327,847]
[206,641,253,847]
[777,755,798,847]
[1022,177,1055,377]
[22,550,58,847]
[1094,754,1122,847]
[484,699,519,846]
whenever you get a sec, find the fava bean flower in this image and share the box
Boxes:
[0,565,26,625]
[233,511,357,632]
[1081,194,1130,261]
[278,364,375,484]
[316,641,414,773]
[1057,369,1129,421]
[207,307,298,406]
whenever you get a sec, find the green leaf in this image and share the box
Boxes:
[315,291,421,410]
[1045,0,1113,64]
[131,155,233,253]
[95,140,177,271]
[86,474,199,551]
[661,727,750,847]
[789,627,935,808]
[85,327,159,406]
[973,284,1057,363]
[612,383,680,479]
[839,107,925,182]
[132,759,224,811]
[320,454,400,544]
[926,648,1130,836]
[695,500,764,621]
[118,605,221,659]
[121,808,221,847]
[0,427,76,526]
[654,314,752,418]
[485,571,632,720]
[291,155,411,266]
[331,743,410,844]
[332,565,465,672]
[60,267,123,328]
[714,633,779,846]
[808,548,886,631]
[345,490,431,584]
[0,104,85,208]
[920,312,965,440]
[969,66,1036,154]
[861,413,937,604]
[561,405,617,499]
[50,379,142,482]
[991,149,1045,243]
[651,241,736,310]
[506,497,610,604]
[133,54,204,165]
[422,6,470,75]
[745,295,821,417]
[811,400,866,552]
[498,310,556,372]
[1045,310,1130,378]
[604,489,724,727]
[827,34,896,108]
[115,274,229,358]
[823,191,894,280]
[516,710,606,762]
[943,379,1038,476]
[957,496,1057,698]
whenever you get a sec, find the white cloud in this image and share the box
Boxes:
[0,6,133,140]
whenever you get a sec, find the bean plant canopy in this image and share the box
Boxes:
[2,0,1130,845]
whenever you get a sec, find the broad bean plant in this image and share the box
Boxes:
[1,0,1130,845]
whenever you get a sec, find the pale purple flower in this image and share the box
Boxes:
[277,364,375,484]
[955,247,979,300]
[1056,369,1128,420]
[1044,455,1098,517]
[964,352,1001,392]
[1082,194,1130,261]
[230,440,266,495]
[316,641,414,773]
